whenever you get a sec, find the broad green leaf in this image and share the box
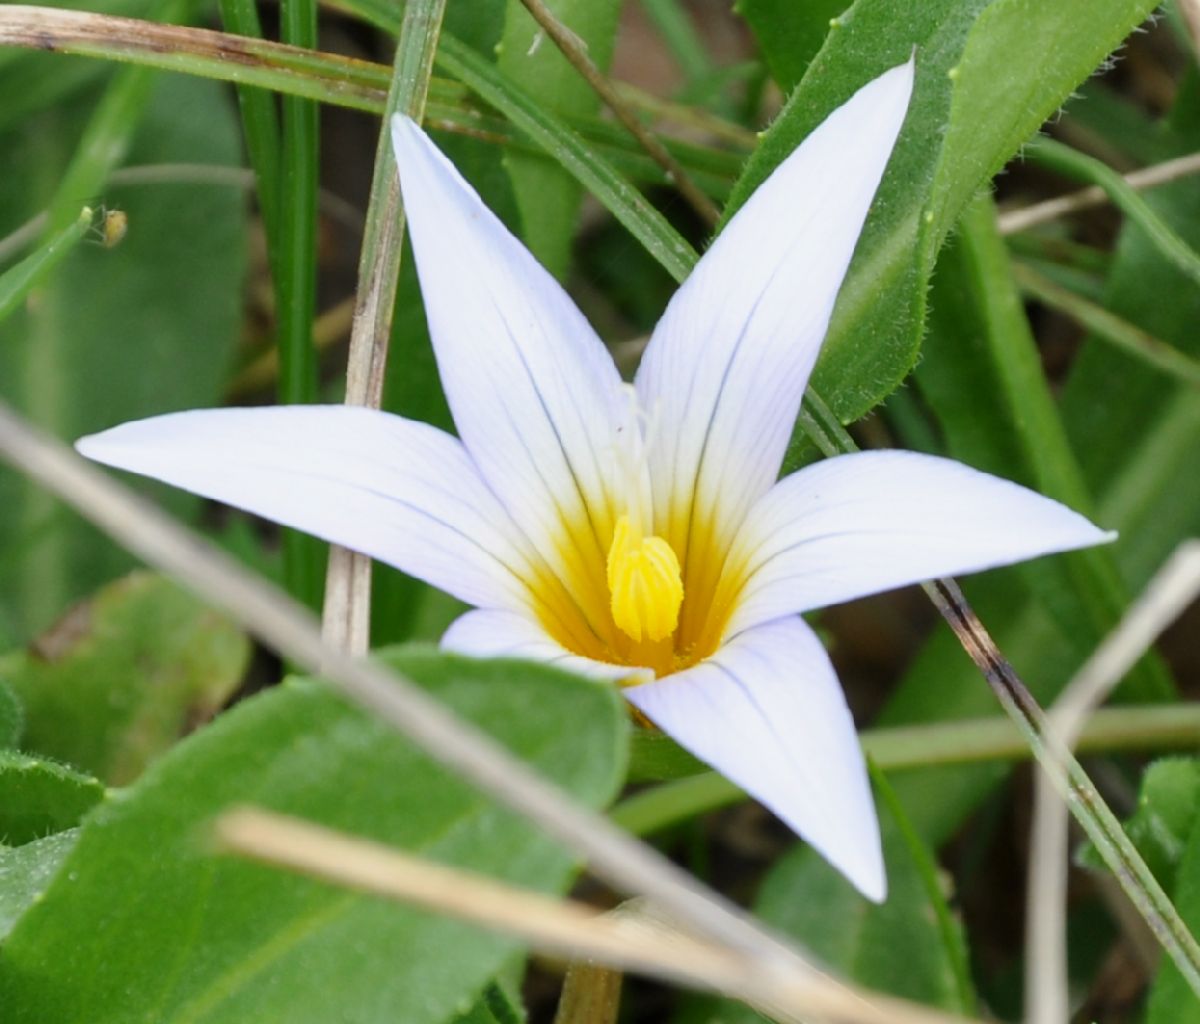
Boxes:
[726,0,1157,426]
[696,773,972,1021]
[0,677,21,748]
[497,0,622,277]
[2,573,249,784]
[0,830,78,942]
[0,751,105,846]
[1147,784,1200,1021]
[0,72,246,639]
[1078,758,1200,887]
[735,0,849,92]
[0,648,627,1023]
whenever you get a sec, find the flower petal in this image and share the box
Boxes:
[721,450,1117,638]
[76,406,534,610]
[391,117,628,644]
[626,616,884,901]
[442,608,651,685]
[635,62,914,600]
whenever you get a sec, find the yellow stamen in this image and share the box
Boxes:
[606,514,684,643]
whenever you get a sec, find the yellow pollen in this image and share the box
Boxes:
[606,514,684,643]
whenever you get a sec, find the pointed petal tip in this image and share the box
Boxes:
[851,843,888,905]
[75,420,144,466]
[864,56,916,119]
[389,113,424,160]
[623,618,889,903]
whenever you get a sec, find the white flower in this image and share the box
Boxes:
[77,60,1113,902]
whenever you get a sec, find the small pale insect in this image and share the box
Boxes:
[100,209,128,249]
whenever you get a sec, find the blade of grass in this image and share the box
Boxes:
[1014,261,1200,388]
[433,33,696,283]
[925,574,1200,1001]
[0,9,742,199]
[0,5,393,110]
[998,150,1200,235]
[277,0,322,609]
[1027,137,1200,287]
[217,0,283,256]
[512,0,720,227]
[871,765,976,1016]
[640,0,712,87]
[0,206,94,322]
[322,0,447,654]
[1,4,739,226]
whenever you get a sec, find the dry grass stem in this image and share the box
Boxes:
[216,807,976,1024]
[1025,541,1200,1024]
[0,6,387,106]
[553,959,624,1024]
[998,151,1200,234]
[321,0,446,656]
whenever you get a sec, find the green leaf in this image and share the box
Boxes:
[727,0,1157,426]
[735,0,849,93]
[1,572,249,784]
[0,752,105,846]
[0,830,78,942]
[0,648,628,1023]
[0,677,22,749]
[0,72,247,639]
[1147,775,1200,1021]
[496,0,622,277]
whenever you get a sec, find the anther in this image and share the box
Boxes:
[606,515,683,643]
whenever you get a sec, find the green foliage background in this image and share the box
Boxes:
[0,0,1197,1020]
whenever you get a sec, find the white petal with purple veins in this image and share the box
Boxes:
[722,450,1116,638]
[392,116,628,626]
[78,406,535,611]
[634,62,915,576]
[626,615,884,901]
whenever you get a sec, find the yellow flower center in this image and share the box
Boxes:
[605,514,684,643]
